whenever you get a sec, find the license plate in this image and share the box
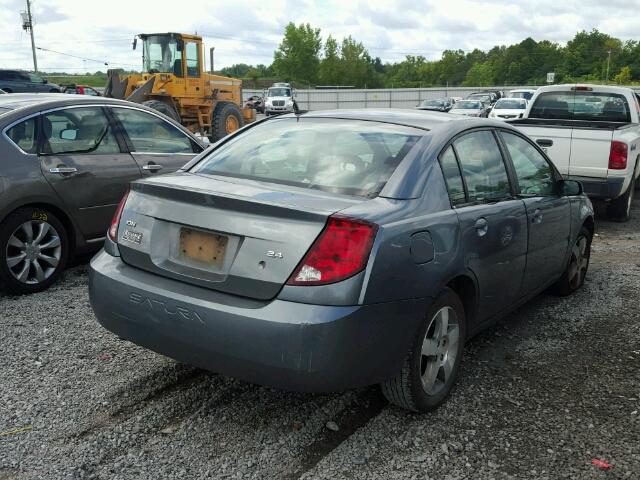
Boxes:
[122,229,143,245]
[179,228,228,267]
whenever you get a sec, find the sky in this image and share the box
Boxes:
[1,0,640,73]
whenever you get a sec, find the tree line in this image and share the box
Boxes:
[218,24,640,88]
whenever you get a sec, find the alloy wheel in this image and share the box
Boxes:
[420,306,460,395]
[568,235,589,290]
[6,220,62,285]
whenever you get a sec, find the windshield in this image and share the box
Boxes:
[454,101,481,109]
[420,100,444,107]
[495,99,526,109]
[267,88,291,97]
[510,91,535,100]
[530,91,631,122]
[192,118,424,197]
[143,35,183,75]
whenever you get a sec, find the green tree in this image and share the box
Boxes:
[613,66,632,84]
[319,35,340,85]
[272,22,322,84]
[462,62,495,86]
[338,36,375,87]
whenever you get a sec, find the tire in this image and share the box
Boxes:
[0,207,69,295]
[551,226,591,297]
[607,176,634,221]
[381,288,467,412]
[211,102,244,141]
[142,100,181,123]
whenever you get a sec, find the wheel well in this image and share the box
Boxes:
[583,216,595,238]
[8,203,76,251]
[446,275,477,324]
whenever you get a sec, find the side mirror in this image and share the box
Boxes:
[60,129,77,141]
[559,179,583,196]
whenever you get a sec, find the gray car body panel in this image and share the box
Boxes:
[89,109,595,392]
[0,95,204,253]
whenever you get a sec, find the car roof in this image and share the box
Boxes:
[279,108,509,132]
[0,94,149,119]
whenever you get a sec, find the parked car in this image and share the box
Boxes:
[0,70,60,93]
[449,99,491,117]
[467,93,495,105]
[511,84,640,220]
[90,109,594,413]
[508,89,537,101]
[488,98,528,120]
[244,95,265,113]
[0,94,206,294]
[61,84,101,96]
[416,98,453,112]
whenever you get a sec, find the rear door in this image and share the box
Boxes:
[448,130,528,321]
[110,106,202,175]
[499,130,570,293]
[38,106,142,239]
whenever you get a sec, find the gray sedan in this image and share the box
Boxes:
[0,94,205,294]
[89,109,594,412]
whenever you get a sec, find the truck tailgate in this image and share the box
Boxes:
[569,128,614,177]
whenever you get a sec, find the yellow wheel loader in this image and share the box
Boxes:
[104,33,255,141]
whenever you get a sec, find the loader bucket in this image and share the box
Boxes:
[104,69,128,99]
[126,77,155,104]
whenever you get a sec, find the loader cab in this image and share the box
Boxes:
[138,33,204,97]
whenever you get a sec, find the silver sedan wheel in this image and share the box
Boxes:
[568,235,589,289]
[420,306,460,395]
[6,220,62,285]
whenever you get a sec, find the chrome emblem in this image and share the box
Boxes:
[126,219,137,227]
[266,250,284,259]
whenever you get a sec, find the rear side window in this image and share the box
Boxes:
[439,146,466,206]
[112,107,197,154]
[454,131,511,202]
[530,91,631,122]
[6,118,37,153]
[193,118,424,198]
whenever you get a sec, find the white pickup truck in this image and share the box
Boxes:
[510,84,640,220]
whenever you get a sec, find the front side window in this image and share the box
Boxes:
[42,107,120,155]
[185,42,199,77]
[6,117,37,153]
[193,118,424,198]
[112,107,196,154]
[501,132,555,196]
[439,146,466,206]
[454,130,511,202]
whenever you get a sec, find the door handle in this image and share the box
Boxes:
[49,167,78,174]
[474,218,488,237]
[536,139,553,147]
[532,209,543,224]
[143,163,163,171]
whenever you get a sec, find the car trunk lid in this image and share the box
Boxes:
[116,172,362,300]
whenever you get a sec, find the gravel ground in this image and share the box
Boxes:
[1,200,639,480]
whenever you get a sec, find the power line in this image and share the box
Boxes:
[35,46,139,67]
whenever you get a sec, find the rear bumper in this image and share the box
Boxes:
[565,175,626,200]
[89,251,426,392]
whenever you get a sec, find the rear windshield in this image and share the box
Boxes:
[455,101,481,109]
[530,91,631,122]
[495,99,526,109]
[192,118,424,197]
[510,91,535,100]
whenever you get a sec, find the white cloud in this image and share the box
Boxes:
[1,0,639,72]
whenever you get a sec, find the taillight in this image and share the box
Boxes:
[108,189,130,241]
[608,141,628,170]
[286,216,378,286]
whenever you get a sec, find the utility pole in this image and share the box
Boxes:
[606,49,612,84]
[21,0,37,72]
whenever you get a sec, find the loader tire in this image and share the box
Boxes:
[142,100,181,123]
[211,102,244,141]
